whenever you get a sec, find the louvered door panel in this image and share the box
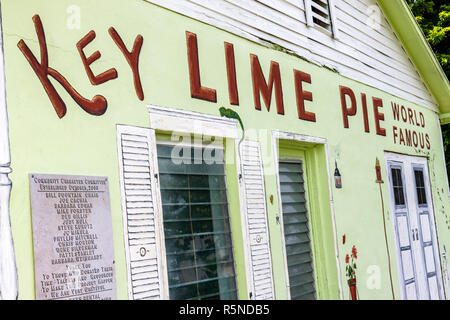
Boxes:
[278,160,316,300]
[240,140,274,300]
[117,125,167,300]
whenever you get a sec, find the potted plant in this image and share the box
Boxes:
[345,245,358,300]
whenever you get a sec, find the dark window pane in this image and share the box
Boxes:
[391,168,405,206]
[157,144,237,300]
[414,170,427,205]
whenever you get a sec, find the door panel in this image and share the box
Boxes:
[386,153,443,300]
[413,166,441,300]
[278,160,316,300]
[388,163,419,299]
[405,282,418,300]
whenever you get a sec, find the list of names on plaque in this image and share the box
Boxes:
[30,173,116,300]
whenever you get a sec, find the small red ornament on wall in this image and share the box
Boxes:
[345,244,358,300]
[375,158,384,184]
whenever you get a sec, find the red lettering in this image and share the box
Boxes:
[408,108,414,125]
[393,126,398,144]
[405,129,412,146]
[399,129,405,145]
[413,110,420,126]
[412,131,418,147]
[186,32,217,102]
[420,112,425,128]
[250,54,284,115]
[77,30,118,86]
[391,102,400,121]
[426,134,430,149]
[224,42,239,106]
[109,27,144,101]
[373,97,386,136]
[17,15,107,118]
[339,86,357,128]
[361,93,370,133]
[401,106,407,122]
[419,132,425,149]
[294,69,315,122]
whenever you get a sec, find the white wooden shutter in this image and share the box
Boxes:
[239,140,275,300]
[116,125,168,300]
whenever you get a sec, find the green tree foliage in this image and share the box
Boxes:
[407,0,450,178]
[407,0,449,78]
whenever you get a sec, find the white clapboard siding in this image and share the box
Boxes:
[117,125,168,300]
[239,140,275,300]
[145,0,437,111]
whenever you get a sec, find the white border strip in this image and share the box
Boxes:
[0,3,18,300]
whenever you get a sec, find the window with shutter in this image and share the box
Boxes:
[304,0,338,37]
[278,160,316,300]
[119,108,245,300]
[156,143,238,300]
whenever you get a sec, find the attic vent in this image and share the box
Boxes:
[305,0,338,37]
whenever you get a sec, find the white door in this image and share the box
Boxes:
[385,152,443,300]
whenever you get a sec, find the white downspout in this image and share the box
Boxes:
[0,4,18,300]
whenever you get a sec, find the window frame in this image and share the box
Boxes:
[271,130,342,299]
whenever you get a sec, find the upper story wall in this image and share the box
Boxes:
[146,0,437,111]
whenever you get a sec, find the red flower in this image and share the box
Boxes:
[352,245,357,259]
[345,254,350,264]
[342,234,346,245]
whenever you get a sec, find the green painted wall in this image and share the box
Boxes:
[1,0,449,300]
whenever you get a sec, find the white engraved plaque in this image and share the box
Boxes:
[30,173,116,300]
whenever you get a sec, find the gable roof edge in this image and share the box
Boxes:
[377,0,450,121]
